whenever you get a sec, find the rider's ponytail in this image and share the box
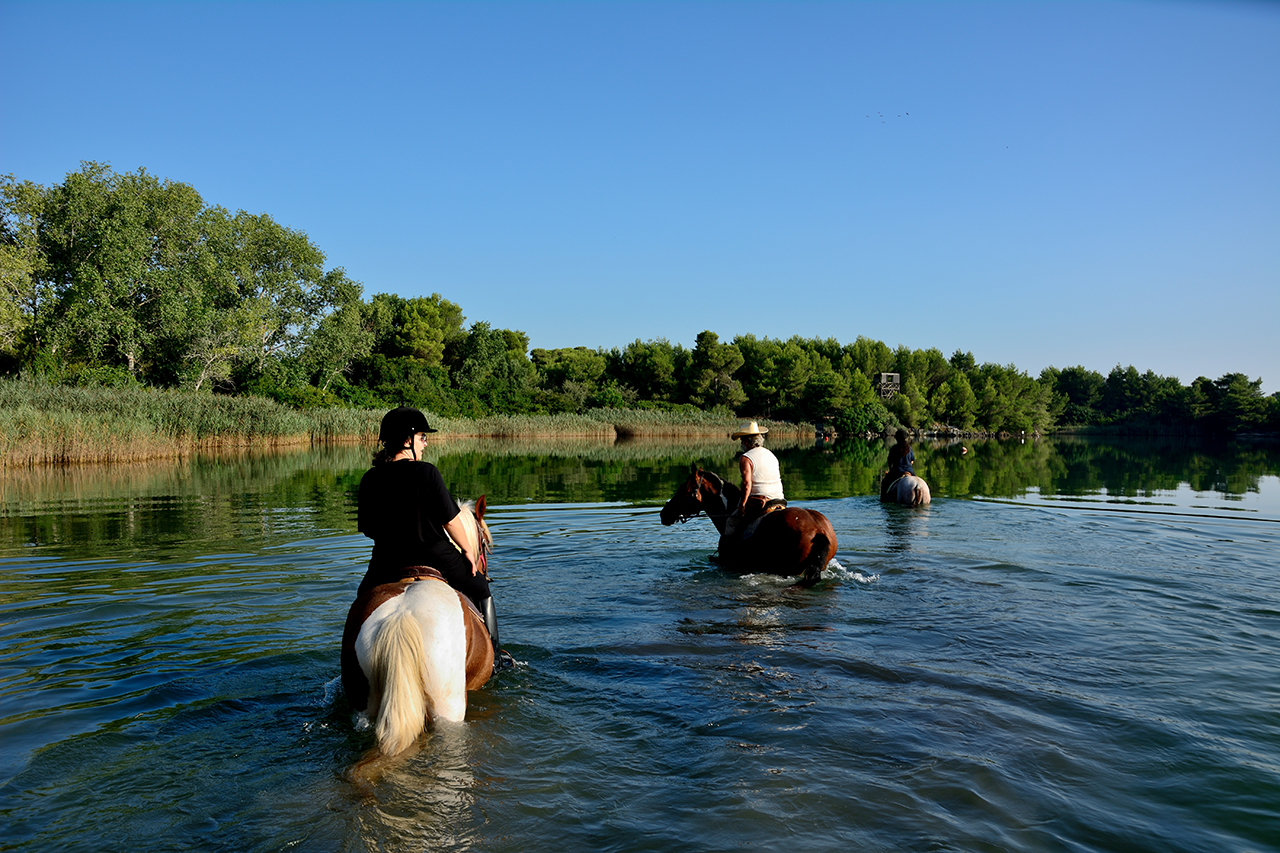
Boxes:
[372,442,398,466]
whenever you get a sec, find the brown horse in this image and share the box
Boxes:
[660,465,837,587]
[341,498,495,756]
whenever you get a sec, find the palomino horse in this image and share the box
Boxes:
[660,465,837,587]
[341,498,495,757]
[881,473,931,507]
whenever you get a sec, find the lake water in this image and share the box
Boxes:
[0,435,1277,852]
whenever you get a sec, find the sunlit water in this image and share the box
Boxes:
[0,438,1277,852]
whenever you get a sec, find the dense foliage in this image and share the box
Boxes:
[3,164,1276,434]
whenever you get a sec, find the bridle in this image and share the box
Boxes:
[670,471,735,523]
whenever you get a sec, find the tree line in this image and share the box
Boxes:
[3,163,1276,434]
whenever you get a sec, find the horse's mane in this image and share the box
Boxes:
[697,469,740,505]
[449,499,493,556]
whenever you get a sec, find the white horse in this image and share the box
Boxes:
[341,498,496,757]
[882,474,932,507]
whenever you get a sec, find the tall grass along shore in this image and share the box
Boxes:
[0,379,813,466]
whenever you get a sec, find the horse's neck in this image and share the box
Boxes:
[449,503,476,554]
[702,473,739,534]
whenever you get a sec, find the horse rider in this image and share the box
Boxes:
[880,428,915,499]
[357,406,513,671]
[725,420,785,539]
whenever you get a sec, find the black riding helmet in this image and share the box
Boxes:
[378,407,436,446]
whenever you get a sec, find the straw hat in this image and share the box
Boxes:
[730,420,768,439]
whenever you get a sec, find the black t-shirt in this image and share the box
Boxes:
[357,460,462,582]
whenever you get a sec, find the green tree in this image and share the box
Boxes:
[381,293,467,365]
[888,374,928,427]
[36,163,209,379]
[833,398,897,435]
[846,336,895,378]
[895,346,952,396]
[300,272,374,391]
[798,364,852,421]
[1201,373,1269,433]
[182,301,262,391]
[1042,365,1104,425]
[451,322,537,414]
[932,372,978,429]
[848,368,877,408]
[973,363,1053,433]
[732,334,782,416]
[608,338,680,402]
[532,346,607,387]
[687,330,746,410]
[950,349,977,373]
[532,345,610,411]
[771,339,817,415]
[204,207,335,385]
[0,175,46,363]
[1099,364,1143,420]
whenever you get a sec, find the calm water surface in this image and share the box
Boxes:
[0,436,1277,852]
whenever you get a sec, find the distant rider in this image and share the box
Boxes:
[880,428,915,499]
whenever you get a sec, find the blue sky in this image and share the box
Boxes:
[3,0,1276,391]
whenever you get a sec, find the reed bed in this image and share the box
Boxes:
[582,408,814,438]
[0,378,814,466]
[421,433,817,462]
[0,380,329,465]
[422,412,617,439]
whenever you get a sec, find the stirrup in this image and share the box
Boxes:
[493,648,515,672]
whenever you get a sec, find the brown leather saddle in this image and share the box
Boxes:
[741,498,788,539]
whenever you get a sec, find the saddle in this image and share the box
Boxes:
[880,471,911,498]
[740,498,788,540]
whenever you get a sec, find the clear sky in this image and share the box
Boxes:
[3,0,1276,391]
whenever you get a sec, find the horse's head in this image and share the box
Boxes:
[660,464,711,526]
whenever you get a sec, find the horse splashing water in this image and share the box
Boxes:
[660,465,837,586]
[341,497,496,757]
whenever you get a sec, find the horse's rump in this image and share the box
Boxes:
[882,473,931,507]
[720,507,837,585]
[342,577,494,714]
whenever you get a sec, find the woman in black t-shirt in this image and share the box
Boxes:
[881,429,916,500]
[357,407,511,669]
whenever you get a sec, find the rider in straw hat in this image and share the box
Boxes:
[726,420,785,538]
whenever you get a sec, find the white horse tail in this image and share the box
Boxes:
[359,581,470,756]
[369,606,430,756]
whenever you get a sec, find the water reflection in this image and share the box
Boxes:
[2,436,1277,853]
[883,504,931,554]
[1,435,1277,559]
[356,725,481,853]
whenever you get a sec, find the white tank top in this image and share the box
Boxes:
[743,446,784,500]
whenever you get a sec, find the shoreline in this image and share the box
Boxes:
[0,421,822,468]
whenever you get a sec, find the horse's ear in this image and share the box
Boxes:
[475,495,487,520]
[690,463,699,475]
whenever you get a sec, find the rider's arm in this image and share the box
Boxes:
[738,454,754,514]
[444,513,481,576]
